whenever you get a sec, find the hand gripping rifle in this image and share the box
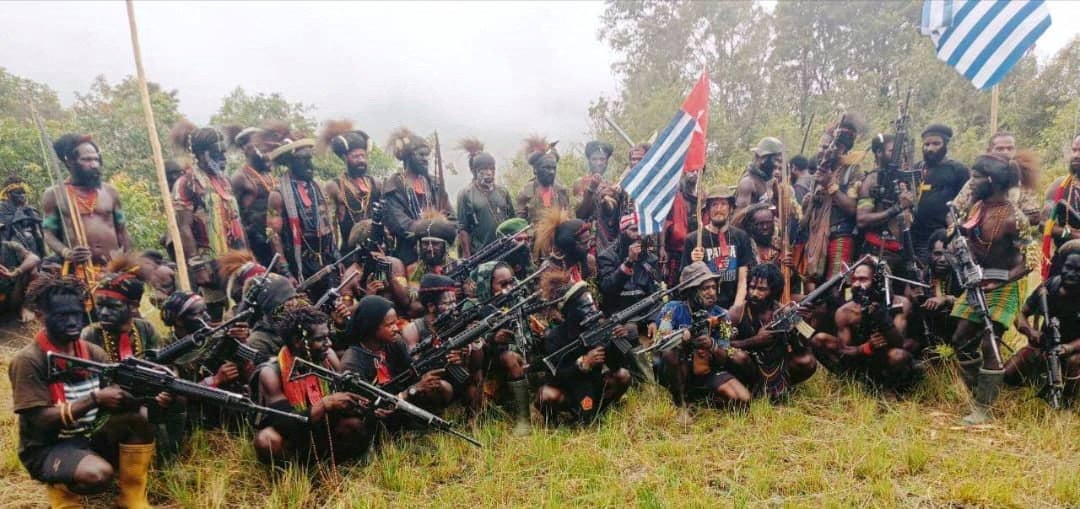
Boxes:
[539,278,692,375]
[946,202,1003,366]
[235,253,280,318]
[288,356,481,447]
[431,262,546,340]
[444,226,533,283]
[635,311,730,355]
[388,293,554,392]
[359,201,391,283]
[48,352,306,424]
[881,87,921,276]
[1037,285,1065,409]
[143,308,254,365]
[769,254,872,337]
[313,270,359,315]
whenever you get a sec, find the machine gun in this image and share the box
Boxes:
[48,352,305,424]
[635,310,731,355]
[357,201,392,283]
[946,202,1004,366]
[431,262,546,339]
[388,293,554,392]
[143,309,254,365]
[1036,285,1066,409]
[769,254,871,337]
[879,87,921,277]
[444,226,533,283]
[289,357,481,447]
[538,278,692,375]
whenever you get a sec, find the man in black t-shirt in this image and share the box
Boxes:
[682,186,755,310]
[910,124,969,260]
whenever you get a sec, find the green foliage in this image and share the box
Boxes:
[112,172,166,251]
[0,117,56,205]
[499,144,588,200]
[0,66,64,121]
[209,87,316,135]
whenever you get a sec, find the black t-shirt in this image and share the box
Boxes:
[681,226,755,309]
[912,159,969,239]
[340,341,413,387]
[1024,277,1080,341]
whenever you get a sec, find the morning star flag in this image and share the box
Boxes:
[620,71,709,236]
[920,0,1052,91]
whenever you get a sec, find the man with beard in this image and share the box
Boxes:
[910,124,968,260]
[383,128,455,266]
[516,136,570,224]
[0,175,43,321]
[267,132,339,296]
[734,203,781,266]
[798,117,863,288]
[43,134,132,272]
[949,155,1026,425]
[682,187,754,311]
[655,262,742,417]
[574,140,627,252]
[536,268,631,425]
[1006,240,1080,401]
[534,208,595,284]
[251,303,371,465]
[456,138,514,258]
[661,169,699,286]
[321,121,382,252]
[9,275,157,508]
[598,212,659,315]
[727,263,818,401]
[229,126,277,266]
[405,216,458,289]
[857,133,915,273]
[171,121,248,266]
[340,296,452,434]
[914,229,962,350]
[1042,135,1080,272]
[736,137,786,209]
[815,259,918,393]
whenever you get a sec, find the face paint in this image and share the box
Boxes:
[536,157,557,186]
[45,294,87,343]
[1062,254,1080,288]
[290,148,315,181]
[93,296,132,331]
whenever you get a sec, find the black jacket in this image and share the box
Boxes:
[597,238,660,315]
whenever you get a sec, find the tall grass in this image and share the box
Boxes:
[1,354,1078,508]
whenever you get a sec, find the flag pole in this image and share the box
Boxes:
[990,85,1000,134]
[125,0,191,292]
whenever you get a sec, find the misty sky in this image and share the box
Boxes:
[2,0,1078,192]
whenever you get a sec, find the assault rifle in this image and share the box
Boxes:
[880,87,921,277]
[431,263,546,339]
[1037,285,1066,409]
[48,352,306,424]
[444,226,533,283]
[359,201,392,283]
[388,293,553,392]
[313,271,359,315]
[235,253,280,318]
[289,357,481,447]
[635,311,729,354]
[144,308,254,365]
[539,278,692,375]
[946,202,1003,366]
[768,254,871,337]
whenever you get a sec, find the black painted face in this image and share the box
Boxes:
[407,146,431,176]
[298,323,331,363]
[536,156,557,187]
[44,294,87,344]
[588,152,609,175]
[201,145,228,175]
[69,143,102,188]
[572,229,592,261]
[477,167,496,189]
[346,148,368,177]
[1062,253,1080,288]
[750,209,775,245]
[93,295,133,331]
[8,187,27,206]
[420,239,446,266]
[930,240,949,275]
[246,143,270,172]
[289,147,315,181]
[179,300,211,335]
[971,170,993,201]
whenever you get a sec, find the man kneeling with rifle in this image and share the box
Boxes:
[252,302,371,465]
[652,262,738,420]
[9,275,158,508]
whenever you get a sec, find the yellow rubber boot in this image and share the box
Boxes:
[116,443,155,509]
[45,484,83,509]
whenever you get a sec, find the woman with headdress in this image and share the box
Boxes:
[170,120,247,266]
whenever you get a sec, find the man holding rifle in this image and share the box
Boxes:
[9,275,156,508]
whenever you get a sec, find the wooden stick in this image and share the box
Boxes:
[694,167,705,252]
[125,0,190,292]
[990,85,1000,135]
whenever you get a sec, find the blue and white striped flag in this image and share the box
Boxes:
[920,0,1052,91]
[621,72,709,236]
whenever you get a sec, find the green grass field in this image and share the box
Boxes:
[2,351,1078,508]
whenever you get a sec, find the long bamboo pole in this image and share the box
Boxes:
[125,0,190,291]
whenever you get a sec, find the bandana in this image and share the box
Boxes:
[93,272,144,304]
[419,273,457,294]
[160,291,203,327]
[619,212,638,232]
[470,261,499,302]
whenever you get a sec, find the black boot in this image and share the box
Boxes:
[962,368,1004,425]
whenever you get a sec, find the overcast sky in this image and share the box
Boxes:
[2,0,1078,190]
